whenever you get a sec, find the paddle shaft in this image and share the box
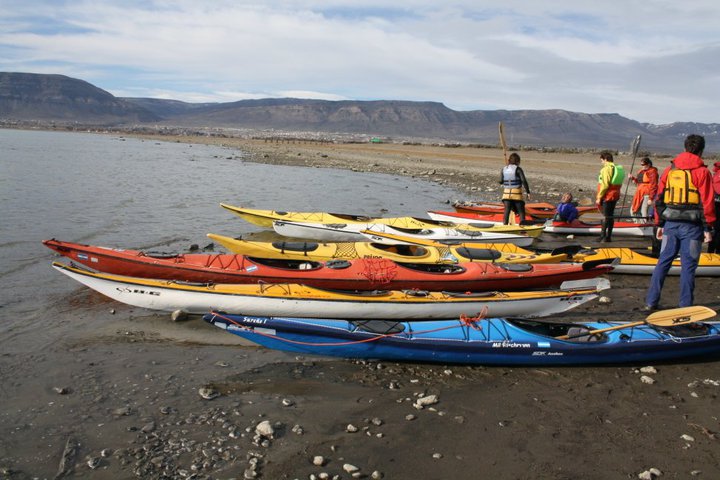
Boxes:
[499,122,508,164]
[620,135,642,213]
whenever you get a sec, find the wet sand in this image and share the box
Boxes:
[2,135,720,480]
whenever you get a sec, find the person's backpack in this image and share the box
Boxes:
[660,166,702,222]
[663,167,700,206]
[609,164,625,185]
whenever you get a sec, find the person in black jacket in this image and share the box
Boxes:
[499,153,530,225]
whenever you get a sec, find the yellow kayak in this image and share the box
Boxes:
[570,247,720,276]
[207,233,568,264]
[220,204,544,237]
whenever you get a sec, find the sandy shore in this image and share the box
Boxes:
[2,134,720,480]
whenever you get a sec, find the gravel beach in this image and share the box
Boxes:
[2,134,719,480]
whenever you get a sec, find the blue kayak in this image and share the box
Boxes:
[203,312,720,366]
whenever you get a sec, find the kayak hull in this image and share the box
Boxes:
[43,239,613,291]
[573,248,720,276]
[454,201,598,218]
[207,234,567,264]
[273,220,535,246]
[204,313,720,365]
[544,220,654,237]
[222,204,543,237]
[51,262,607,318]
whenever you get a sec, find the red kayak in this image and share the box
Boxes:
[43,239,615,291]
[453,202,598,219]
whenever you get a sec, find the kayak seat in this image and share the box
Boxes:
[455,229,484,237]
[498,263,533,272]
[247,256,323,271]
[145,251,180,259]
[565,327,604,342]
[371,244,428,257]
[272,241,319,253]
[455,247,502,261]
[325,259,352,269]
[351,320,405,334]
[396,263,466,274]
[467,222,495,229]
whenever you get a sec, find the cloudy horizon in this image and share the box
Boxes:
[1,1,719,125]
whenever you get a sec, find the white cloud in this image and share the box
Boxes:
[0,0,719,123]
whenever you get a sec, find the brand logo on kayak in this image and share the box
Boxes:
[242,316,268,325]
[115,287,160,296]
[491,341,531,348]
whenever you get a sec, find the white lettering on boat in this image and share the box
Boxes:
[241,317,268,325]
[491,341,532,348]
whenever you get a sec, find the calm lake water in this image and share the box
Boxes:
[0,128,463,338]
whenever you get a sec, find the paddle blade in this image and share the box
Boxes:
[630,135,641,158]
[646,306,716,327]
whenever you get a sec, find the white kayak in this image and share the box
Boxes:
[274,220,535,246]
[51,262,608,319]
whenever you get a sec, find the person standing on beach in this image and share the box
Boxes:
[499,153,530,225]
[596,151,624,242]
[644,134,715,310]
[709,161,720,254]
[629,157,659,220]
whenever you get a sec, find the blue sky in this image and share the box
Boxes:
[1,0,719,124]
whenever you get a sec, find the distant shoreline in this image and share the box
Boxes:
[125,132,615,204]
[3,124,673,204]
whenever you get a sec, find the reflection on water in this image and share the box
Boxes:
[0,129,462,338]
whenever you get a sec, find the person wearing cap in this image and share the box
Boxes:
[644,134,716,310]
[629,157,658,221]
[710,161,720,254]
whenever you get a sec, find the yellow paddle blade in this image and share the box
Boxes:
[645,306,717,327]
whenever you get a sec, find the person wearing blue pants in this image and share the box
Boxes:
[644,135,715,310]
[646,222,704,308]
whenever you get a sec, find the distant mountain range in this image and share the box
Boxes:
[1,72,718,153]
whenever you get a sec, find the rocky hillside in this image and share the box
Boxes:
[0,72,159,124]
[1,72,718,152]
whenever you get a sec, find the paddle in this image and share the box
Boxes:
[556,306,716,340]
[620,134,642,213]
[499,121,508,164]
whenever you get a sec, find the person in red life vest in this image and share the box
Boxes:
[710,161,720,254]
[629,157,659,220]
[644,134,716,310]
[499,152,531,225]
[595,150,623,242]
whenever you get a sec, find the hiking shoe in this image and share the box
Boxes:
[641,304,658,312]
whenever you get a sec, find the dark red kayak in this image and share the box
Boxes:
[453,201,598,219]
[43,239,615,291]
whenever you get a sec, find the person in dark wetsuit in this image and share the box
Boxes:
[499,153,530,225]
